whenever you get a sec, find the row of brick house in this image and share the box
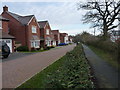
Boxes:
[0,6,73,52]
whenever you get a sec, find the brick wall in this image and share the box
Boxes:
[2,20,9,33]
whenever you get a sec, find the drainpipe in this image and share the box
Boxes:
[25,25,28,46]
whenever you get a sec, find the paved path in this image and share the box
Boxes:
[2,44,75,88]
[82,44,119,88]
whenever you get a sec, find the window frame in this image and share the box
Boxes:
[32,25,37,33]
[46,29,49,35]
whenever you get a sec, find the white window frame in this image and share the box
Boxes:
[32,25,37,33]
[46,29,49,35]
[31,40,40,48]
[31,41,34,47]
[0,21,2,29]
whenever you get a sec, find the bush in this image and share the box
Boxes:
[50,46,55,48]
[44,44,95,88]
[44,46,51,50]
[44,46,55,50]
[17,46,29,51]
[31,47,37,51]
[85,38,118,62]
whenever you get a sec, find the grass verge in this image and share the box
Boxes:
[18,47,62,53]
[18,49,48,53]
[17,44,95,89]
[88,45,120,69]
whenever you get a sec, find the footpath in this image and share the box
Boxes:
[82,44,119,88]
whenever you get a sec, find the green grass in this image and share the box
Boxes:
[17,44,94,88]
[17,56,66,88]
[19,50,48,53]
[88,45,120,69]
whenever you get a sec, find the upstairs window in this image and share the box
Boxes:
[32,26,37,33]
[0,21,2,29]
[46,29,49,35]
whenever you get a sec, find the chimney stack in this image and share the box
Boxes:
[3,5,8,12]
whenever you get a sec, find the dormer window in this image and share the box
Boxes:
[32,25,37,33]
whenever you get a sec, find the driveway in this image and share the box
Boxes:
[2,44,75,88]
[2,52,35,62]
[82,44,119,88]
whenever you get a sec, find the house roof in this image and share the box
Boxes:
[6,11,34,25]
[18,15,34,25]
[60,33,68,37]
[30,35,40,40]
[0,15,9,21]
[0,31,15,39]
[45,36,52,40]
[52,30,59,33]
[38,21,48,29]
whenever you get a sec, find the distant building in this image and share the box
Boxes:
[60,33,69,44]
[111,30,120,42]
[38,21,52,48]
[51,30,60,46]
[68,36,73,43]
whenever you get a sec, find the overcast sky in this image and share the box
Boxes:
[0,0,102,35]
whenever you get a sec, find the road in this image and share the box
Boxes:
[82,44,119,88]
[2,44,75,88]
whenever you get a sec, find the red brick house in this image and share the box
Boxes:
[60,33,69,44]
[2,6,40,51]
[111,30,120,42]
[38,21,52,48]
[51,30,60,46]
[0,15,15,52]
[68,36,73,43]
[51,32,56,46]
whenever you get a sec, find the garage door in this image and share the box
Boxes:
[1,39,12,53]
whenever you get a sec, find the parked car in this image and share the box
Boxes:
[0,42,10,58]
[58,43,68,46]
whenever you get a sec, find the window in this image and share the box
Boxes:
[0,21,2,29]
[32,26,37,33]
[31,41,40,47]
[35,41,39,47]
[46,29,49,35]
[6,40,10,43]
[49,41,51,46]
[31,41,34,47]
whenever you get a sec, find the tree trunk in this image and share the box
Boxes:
[103,22,108,40]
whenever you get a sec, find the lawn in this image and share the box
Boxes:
[17,44,95,89]
[18,46,61,53]
[18,49,48,53]
[88,45,120,69]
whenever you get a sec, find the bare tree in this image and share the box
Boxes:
[78,0,120,40]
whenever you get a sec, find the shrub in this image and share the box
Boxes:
[85,38,118,62]
[44,46,51,50]
[50,46,55,48]
[17,46,29,51]
[31,47,37,51]
[44,44,95,88]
